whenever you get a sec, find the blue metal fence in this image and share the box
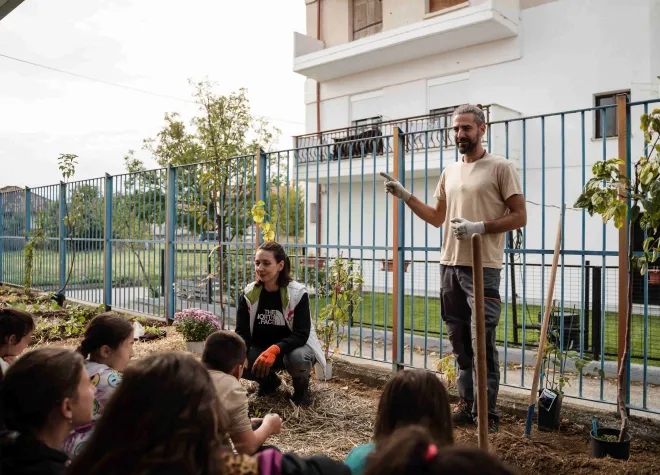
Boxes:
[1,97,659,414]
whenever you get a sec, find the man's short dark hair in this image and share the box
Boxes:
[452,104,486,126]
[201,331,247,373]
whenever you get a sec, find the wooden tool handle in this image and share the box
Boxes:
[472,233,489,451]
[529,213,564,404]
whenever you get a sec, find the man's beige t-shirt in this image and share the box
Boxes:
[434,153,523,269]
[209,370,252,434]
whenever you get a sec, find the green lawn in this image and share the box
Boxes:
[309,292,660,364]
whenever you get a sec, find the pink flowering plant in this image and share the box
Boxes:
[173,308,221,342]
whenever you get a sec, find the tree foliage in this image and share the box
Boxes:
[574,108,660,442]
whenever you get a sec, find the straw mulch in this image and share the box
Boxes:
[243,374,377,459]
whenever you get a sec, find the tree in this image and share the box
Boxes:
[131,79,280,322]
[574,108,660,442]
[56,153,79,301]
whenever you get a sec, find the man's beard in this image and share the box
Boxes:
[457,137,478,154]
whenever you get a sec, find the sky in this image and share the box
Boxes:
[0,0,307,188]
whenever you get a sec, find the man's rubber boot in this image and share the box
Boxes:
[291,377,312,406]
[257,373,281,397]
[452,399,475,426]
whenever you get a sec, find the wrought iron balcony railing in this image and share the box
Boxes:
[293,105,490,164]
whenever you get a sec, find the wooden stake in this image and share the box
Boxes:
[525,212,563,437]
[471,233,488,451]
[392,127,402,369]
[616,93,629,375]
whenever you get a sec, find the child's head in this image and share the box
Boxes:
[373,369,453,446]
[0,307,35,357]
[202,330,247,379]
[365,426,519,475]
[67,351,229,475]
[77,313,134,371]
[2,347,95,435]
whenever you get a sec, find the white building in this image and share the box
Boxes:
[291,0,660,308]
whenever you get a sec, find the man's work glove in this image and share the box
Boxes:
[253,345,280,378]
[380,172,412,203]
[450,218,485,241]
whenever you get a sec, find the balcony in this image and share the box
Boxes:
[293,103,522,182]
[293,0,519,82]
[294,105,492,164]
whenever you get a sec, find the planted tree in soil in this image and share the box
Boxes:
[316,255,364,377]
[535,323,592,431]
[54,153,80,305]
[575,108,660,444]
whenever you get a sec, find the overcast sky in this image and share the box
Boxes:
[0,0,306,188]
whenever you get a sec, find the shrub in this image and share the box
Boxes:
[173,308,221,342]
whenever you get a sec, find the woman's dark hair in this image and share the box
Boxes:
[365,426,519,475]
[1,347,85,434]
[257,241,292,288]
[0,307,35,345]
[77,313,134,359]
[68,352,230,475]
[202,331,247,374]
[373,369,453,446]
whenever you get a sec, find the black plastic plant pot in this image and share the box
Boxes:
[537,393,562,431]
[590,428,631,460]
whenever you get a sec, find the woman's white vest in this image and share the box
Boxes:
[243,280,326,373]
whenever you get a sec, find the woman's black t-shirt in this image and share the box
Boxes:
[236,287,311,353]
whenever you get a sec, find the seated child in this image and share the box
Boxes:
[345,368,453,475]
[0,307,35,375]
[1,347,95,475]
[63,313,134,458]
[365,425,519,475]
[202,330,283,455]
[67,351,350,475]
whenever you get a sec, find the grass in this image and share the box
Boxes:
[309,292,660,365]
[4,249,659,364]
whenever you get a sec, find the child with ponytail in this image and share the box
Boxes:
[364,426,519,475]
[63,312,134,457]
[345,369,453,475]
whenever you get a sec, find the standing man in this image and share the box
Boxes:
[380,104,526,432]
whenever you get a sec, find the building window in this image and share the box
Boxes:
[352,116,382,129]
[428,0,468,14]
[309,202,317,224]
[594,91,630,138]
[353,0,382,40]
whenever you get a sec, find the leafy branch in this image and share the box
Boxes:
[574,107,660,442]
[251,200,275,243]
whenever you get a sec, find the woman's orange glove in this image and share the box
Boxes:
[253,345,280,378]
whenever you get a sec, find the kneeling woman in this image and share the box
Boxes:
[236,241,325,406]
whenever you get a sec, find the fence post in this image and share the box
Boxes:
[25,186,31,240]
[103,174,113,310]
[0,192,3,284]
[592,265,602,361]
[255,148,266,250]
[616,93,630,405]
[392,127,405,371]
[165,165,177,322]
[58,182,66,296]
[584,260,590,352]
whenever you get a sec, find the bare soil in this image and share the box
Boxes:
[5,284,660,475]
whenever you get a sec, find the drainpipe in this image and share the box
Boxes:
[316,0,323,258]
